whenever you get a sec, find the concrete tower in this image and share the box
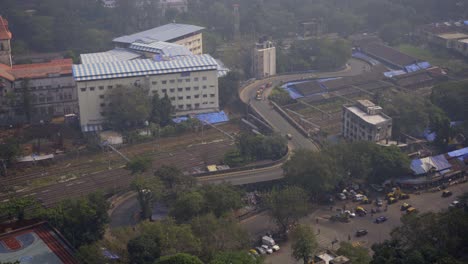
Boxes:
[233,4,240,40]
[0,16,12,67]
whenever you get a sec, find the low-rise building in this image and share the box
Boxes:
[253,38,276,79]
[342,100,392,142]
[454,38,468,56]
[113,23,204,55]
[73,54,219,132]
[0,59,77,126]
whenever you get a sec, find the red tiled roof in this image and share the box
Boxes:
[0,16,12,40]
[11,59,73,79]
[0,64,14,81]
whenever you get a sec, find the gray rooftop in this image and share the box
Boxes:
[113,23,204,44]
[345,105,390,125]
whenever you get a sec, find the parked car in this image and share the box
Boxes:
[399,193,410,200]
[449,200,463,209]
[344,210,356,218]
[401,203,411,211]
[286,133,293,140]
[272,245,280,252]
[249,249,259,257]
[337,193,347,200]
[353,194,365,202]
[376,199,384,207]
[375,216,388,223]
[255,247,266,255]
[261,245,273,254]
[442,190,452,197]
[388,197,397,204]
[406,207,416,214]
[361,197,372,204]
[356,229,368,237]
[355,206,367,216]
[371,184,384,192]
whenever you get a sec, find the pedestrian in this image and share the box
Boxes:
[316,218,319,224]
[348,234,351,241]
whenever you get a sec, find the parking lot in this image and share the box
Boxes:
[241,181,468,264]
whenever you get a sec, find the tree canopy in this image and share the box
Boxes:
[156,253,204,264]
[291,224,318,264]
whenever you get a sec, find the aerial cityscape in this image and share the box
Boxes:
[0,0,467,263]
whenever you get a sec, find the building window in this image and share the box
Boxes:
[100,103,105,107]
[203,94,207,98]
[178,105,183,109]
[99,86,104,90]
[209,102,215,104]
[152,90,157,94]
[186,96,191,99]
[170,88,175,93]
[170,97,175,100]
[195,103,200,108]
[209,85,215,87]
[99,95,104,99]
[185,87,190,91]
[177,79,183,83]
[194,95,199,98]
[210,94,215,97]
[101,112,106,116]
[178,96,183,100]
[170,80,175,84]
[178,88,183,92]
[89,87,95,91]
[194,77,199,81]
[108,85,113,89]
[162,80,167,84]
[186,104,191,108]
[46,85,51,89]
[202,76,207,81]
[202,85,207,89]
[185,79,190,82]
[81,88,86,92]
[194,86,199,90]
[152,81,157,85]
[162,89,167,93]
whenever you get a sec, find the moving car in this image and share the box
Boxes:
[442,190,452,197]
[449,200,463,209]
[376,199,384,207]
[344,210,356,218]
[356,229,368,237]
[401,203,411,211]
[375,216,388,223]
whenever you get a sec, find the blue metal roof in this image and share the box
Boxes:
[113,23,204,44]
[73,54,218,82]
[129,41,192,57]
[447,147,468,158]
[196,111,229,124]
[411,154,452,175]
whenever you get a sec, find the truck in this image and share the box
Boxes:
[262,236,275,247]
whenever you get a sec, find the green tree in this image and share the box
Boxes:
[0,138,21,171]
[106,86,151,130]
[337,242,371,264]
[210,251,263,264]
[190,214,249,260]
[126,156,152,174]
[0,197,38,221]
[218,71,241,108]
[264,186,309,234]
[150,92,173,127]
[170,191,205,222]
[155,253,203,264]
[76,243,108,264]
[44,191,110,248]
[155,165,194,192]
[200,184,243,217]
[127,235,161,264]
[291,224,318,264]
[131,176,162,220]
[139,218,201,256]
[431,81,468,121]
[223,149,245,167]
[283,149,342,199]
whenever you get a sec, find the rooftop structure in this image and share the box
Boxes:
[253,39,276,79]
[0,222,79,264]
[80,48,142,64]
[0,16,12,40]
[113,23,204,45]
[129,41,192,57]
[360,42,418,69]
[0,16,12,67]
[73,54,218,82]
[437,32,468,40]
[343,100,392,142]
[10,59,72,79]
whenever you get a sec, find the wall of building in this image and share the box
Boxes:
[173,33,203,55]
[0,39,12,67]
[76,69,218,129]
[342,107,392,142]
[253,45,276,79]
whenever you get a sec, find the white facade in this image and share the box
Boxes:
[76,69,218,131]
[342,100,392,142]
[173,33,203,55]
[253,41,276,79]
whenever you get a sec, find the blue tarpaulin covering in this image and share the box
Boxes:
[464,21,468,26]
[417,61,431,69]
[196,111,229,124]
[172,116,188,123]
[404,61,432,73]
[447,147,468,158]
[352,51,380,66]
[410,154,451,175]
[286,87,304,99]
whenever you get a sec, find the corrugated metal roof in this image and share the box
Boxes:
[80,49,142,64]
[129,41,192,57]
[411,154,452,175]
[72,54,218,82]
[113,23,204,44]
[447,147,468,158]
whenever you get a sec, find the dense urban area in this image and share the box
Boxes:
[0,0,467,263]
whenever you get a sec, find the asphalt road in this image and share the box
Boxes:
[242,182,468,264]
[239,58,369,151]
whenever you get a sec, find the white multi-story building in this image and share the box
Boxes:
[113,23,204,55]
[253,40,276,79]
[73,54,219,132]
[342,100,392,142]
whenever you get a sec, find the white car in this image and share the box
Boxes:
[272,245,280,252]
[344,210,356,218]
[338,193,347,200]
[255,247,266,255]
[261,245,273,254]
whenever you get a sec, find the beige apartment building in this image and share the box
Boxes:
[342,100,392,142]
[73,54,219,132]
[253,40,276,79]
